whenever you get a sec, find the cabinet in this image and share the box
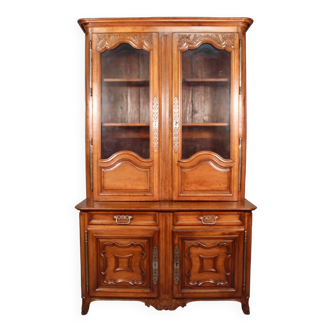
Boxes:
[76,17,256,315]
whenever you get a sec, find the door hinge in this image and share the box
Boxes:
[85,231,89,294]
[89,40,92,96]
[238,137,242,192]
[89,138,93,192]
[243,230,247,293]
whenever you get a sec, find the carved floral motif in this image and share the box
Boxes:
[96,34,153,51]
[178,33,235,51]
[145,298,187,311]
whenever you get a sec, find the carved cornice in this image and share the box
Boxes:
[96,34,153,52]
[178,33,235,52]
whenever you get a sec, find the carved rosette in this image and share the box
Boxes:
[173,97,180,152]
[178,33,235,51]
[152,98,159,153]
[96,33,153,52]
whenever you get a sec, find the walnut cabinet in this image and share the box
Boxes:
[76,17,256,315]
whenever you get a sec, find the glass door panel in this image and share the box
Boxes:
[181,44,231,159]
[101,44,150,159]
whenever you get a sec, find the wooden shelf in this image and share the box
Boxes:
[103,78,149,82]
[182,123,229,126]
[102,123,149,127]
[102,78,149,86]
[183,78,229,82]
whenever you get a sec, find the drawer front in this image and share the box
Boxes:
[174,212,243,226]
[89,212,158,226]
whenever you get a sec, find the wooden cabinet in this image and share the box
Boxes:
[76,17,256,315]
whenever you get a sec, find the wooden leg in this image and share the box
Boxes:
[241,298,250,315]
[81,299,91,315]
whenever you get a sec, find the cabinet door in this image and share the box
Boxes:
[173,229,244,298]
[91,33,159,201]
[87,227,159,298]
[172,33,240,201]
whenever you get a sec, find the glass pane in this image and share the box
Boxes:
[101,44,150,159]
[181,43,231,159]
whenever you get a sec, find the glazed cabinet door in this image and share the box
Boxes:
[87,226,159,298]
[173,229,244,298]
[172,33,240,201]
[90,33,159,201]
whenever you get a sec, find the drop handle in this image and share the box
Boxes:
[114,215,133,225]
[199,216,218,225]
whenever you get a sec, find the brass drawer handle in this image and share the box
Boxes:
[114,215,133,225]
[199,216,218,225]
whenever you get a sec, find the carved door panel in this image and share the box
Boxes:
[91,33,159,201]
[173,229,244,298]
[172,33,240,201]
[88,227,159,298]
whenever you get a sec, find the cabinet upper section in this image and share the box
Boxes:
[78,18,253,202]
[78,17,253,34]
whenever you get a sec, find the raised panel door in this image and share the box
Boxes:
[173,229,244,298]
[91,33,159,201]
[88,226,159,298]
[172,33,240,201]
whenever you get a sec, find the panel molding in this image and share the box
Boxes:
[101,241,146,285]
[186,241,231,286]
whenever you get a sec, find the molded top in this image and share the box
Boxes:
[75,199,257,211]
[78,17,254,33]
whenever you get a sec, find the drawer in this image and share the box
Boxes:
[89,212,158,225]
[174,212,244,226]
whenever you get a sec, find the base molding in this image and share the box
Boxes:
[81,297,250,314]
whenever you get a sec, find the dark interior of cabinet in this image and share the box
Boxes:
[100,44,150,159]
[181,44,231,160]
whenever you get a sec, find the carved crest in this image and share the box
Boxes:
[178,33,235,51]
[96,34,153,51]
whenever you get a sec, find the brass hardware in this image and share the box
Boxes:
[243,231,247,293]
[89,40,92,96]
[85,231,89,294]
[152,246,158,285]
[89,138,93,191]
[199,216,218,225]
[174,245,180,284]
[238,137,242,191]
[114,215,133,225]
[152,98,159,153]
[173,97,180,152]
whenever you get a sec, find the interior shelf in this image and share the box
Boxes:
[182,123,229,126]
[183,78,229,82]
[103,78,149,82]
[102,123,150,127]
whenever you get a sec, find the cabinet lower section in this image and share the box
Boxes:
[77,200,255,315]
